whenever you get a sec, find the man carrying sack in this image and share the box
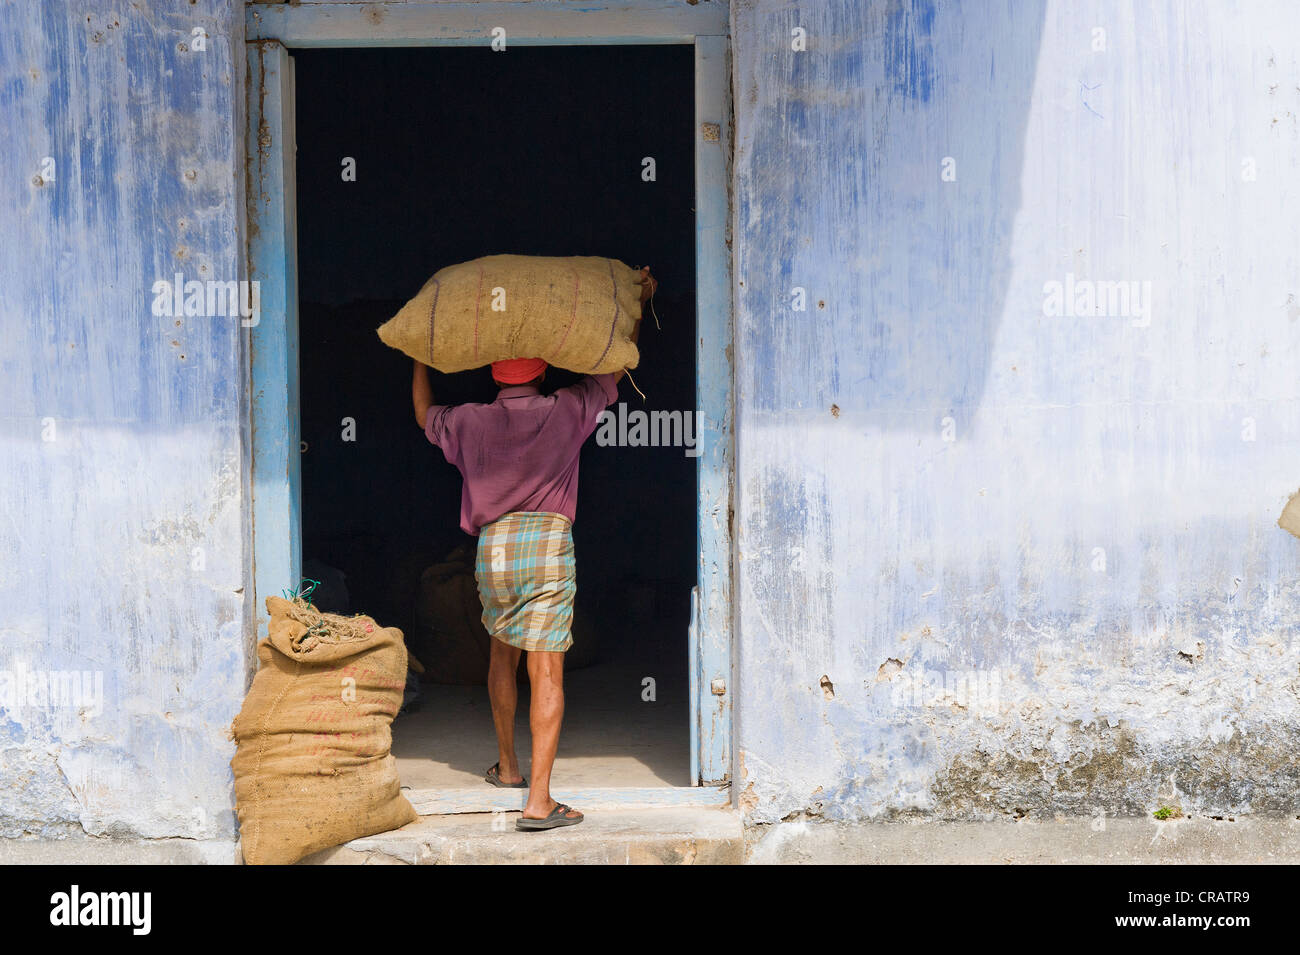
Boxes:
[411,267,657,830]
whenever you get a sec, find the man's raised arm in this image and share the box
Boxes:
[412,359,434,428]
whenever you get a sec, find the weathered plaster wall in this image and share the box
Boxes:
[0,1,250,839]
[732,0,1300,821]
[6,0,1299,844]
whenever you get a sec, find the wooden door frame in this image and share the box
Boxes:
[245,0,735,812]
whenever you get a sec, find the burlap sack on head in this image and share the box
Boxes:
[231,596,418,865]
[377,254,644,374]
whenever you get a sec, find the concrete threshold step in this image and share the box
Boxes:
[301,806,743,865]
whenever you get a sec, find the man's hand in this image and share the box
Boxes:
[412,359,434,429]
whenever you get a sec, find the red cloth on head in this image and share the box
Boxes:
[490,357,548,384]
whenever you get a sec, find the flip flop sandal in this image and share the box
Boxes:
[516,803,584,831]
[484,762,528,788]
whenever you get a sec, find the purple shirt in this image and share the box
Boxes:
[425,374,620,535]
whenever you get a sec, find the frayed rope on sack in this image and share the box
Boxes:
[279,578,375,648]
[623,367,647,402]
[621,276,656,403]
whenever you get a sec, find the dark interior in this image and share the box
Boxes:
[292,45,696,769]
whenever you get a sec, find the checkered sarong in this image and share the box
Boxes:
[475,511,576,653]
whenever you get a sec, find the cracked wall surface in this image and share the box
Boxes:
[0,0,251,840]
[6,0,1300,843]
[732,0,1300,822]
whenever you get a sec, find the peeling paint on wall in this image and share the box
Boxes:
[6,0,1300,842]
[733,0,1300,822]
[0,0,251,839]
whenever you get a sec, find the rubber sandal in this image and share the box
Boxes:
[484,762,528,788]
[516,803,584,831]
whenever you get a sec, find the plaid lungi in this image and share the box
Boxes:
[475,511,577,653]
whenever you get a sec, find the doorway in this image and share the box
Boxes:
[246,6,734,808]
[293,44,695,791]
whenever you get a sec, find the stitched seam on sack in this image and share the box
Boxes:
[473,263,485,363]
[547,266,582,364]
[425,278,441,366]
[590,259,620,372]
[247,648,303,863]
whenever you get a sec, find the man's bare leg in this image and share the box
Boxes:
[486,636,524,784]
[521,649,580,820]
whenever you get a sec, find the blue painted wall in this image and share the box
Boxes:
[5,0,1300,843]
[0,0,250,841]
[732,0,1300,821]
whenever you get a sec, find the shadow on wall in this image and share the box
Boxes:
[736,0,1047,422]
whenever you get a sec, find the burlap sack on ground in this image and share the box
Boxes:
[378,254,644,374]
[231,596,418,865]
